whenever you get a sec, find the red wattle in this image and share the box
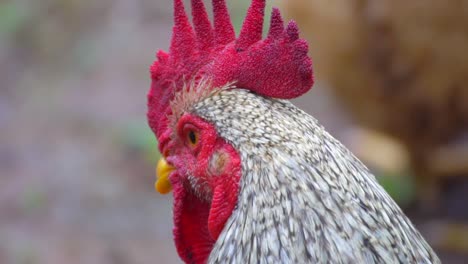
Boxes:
[170,128,242,263]
[172,174,215,264]
[208,182,237,240]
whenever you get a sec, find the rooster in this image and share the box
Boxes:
[147,0,440,263]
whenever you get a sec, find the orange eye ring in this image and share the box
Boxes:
[187,129,199,147]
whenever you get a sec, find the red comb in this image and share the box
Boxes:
[148,0,314,141]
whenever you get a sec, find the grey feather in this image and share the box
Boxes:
[179,87,439,264]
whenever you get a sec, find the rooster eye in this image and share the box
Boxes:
[187,130,198,146]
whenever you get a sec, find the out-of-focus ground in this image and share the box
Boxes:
[0,0,465,263]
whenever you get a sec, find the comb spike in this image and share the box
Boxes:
[212,0,235,45]
[191,0,214,52]
[267,7,284,39]
[149,61,160,79]
[236,0,266,50]
[157,50,169,64]
[286,20,299,42]
[170,0,195,61]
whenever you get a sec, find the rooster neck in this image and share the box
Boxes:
[188,89,439,263]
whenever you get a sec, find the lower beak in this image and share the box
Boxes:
[155,157,175,194]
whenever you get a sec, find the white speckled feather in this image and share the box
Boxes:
[172,85,440,264]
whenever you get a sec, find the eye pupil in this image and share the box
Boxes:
[188,130,197,144]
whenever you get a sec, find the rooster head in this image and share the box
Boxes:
[147,0,313,262]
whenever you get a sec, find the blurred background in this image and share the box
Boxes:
[0,0,467,263]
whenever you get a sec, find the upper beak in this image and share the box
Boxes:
[155,157,175,194]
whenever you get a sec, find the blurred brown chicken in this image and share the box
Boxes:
[283,0,468,213]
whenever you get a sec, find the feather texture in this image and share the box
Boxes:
[170,87,441,263]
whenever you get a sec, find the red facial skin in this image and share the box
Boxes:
[162,114,241,264]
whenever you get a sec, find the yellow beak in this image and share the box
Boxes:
[155,157,175,194]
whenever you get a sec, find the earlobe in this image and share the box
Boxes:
[207,146,241,240]
[208,150,230,176]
